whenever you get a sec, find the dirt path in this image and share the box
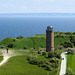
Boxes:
[59,52,67,75]
[0,49,28,66]
[0,50,16,66]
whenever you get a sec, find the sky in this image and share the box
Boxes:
[0,0,75,13]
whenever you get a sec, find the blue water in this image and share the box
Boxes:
[0,13,75,41]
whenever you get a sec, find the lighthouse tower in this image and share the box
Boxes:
[46,26,54,52]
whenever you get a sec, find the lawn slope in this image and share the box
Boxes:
[0,35,70,49]
[67,54,75,74]
[0,55,56,75]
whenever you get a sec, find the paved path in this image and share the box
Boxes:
[59,52,67,75]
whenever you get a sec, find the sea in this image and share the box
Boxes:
[0,13,75,41]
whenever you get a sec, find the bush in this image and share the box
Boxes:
[16,36,24,39]
[7,44,16,48]
[50,57,59,63]
[67,48,74,54]
[60,42,74,48]
[23,47,27,49]
[65,32,72,35]
[55,52,61,59]
[38,60,46,67]
[42,52,46,56]
[48,52,55,58]
[66,68,74,75]
[46,65,53,71]
[57,45,64,50]
[41,45,43,48]
[27,56,38,65]
[13,39,16,42]
[41,64,47,68]
[70,35,75,46]
[38,50,41,54]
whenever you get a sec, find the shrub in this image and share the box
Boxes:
[66,68,74,75]
[13,39,16,42]
[42,52,46,56]
[55,52,61,59]
[41,64,47,68]
[27,56,38,65]
[67,48,74,54]
[41,45,43,48]
[65,32,72,35]
[50,57,59,63]
[38,50,41,54]
[7,44,16,48]
[60,42,74,48]
[48,52,55,58]
[70,35,75,46]
[46,65,53,71]
[38,60,45,67]
[16,36,24,39]
[57,45,64,50]
[23,47,27,49]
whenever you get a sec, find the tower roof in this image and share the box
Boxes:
[47,26,53,31]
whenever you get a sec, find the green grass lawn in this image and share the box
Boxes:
[0,56,3,62]
[0,50,57,75]
[67,54,75,74]
[0,51,3,63]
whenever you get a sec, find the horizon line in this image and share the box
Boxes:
[0,12,75,14]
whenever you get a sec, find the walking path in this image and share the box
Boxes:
[59,52,67,75]
[0,50,27,66]
[0,50,14,66]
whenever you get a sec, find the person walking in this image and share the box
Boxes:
[7,48,8,53]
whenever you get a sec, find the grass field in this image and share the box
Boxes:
[0,56,3,62]
[67,54,75,74]
[0,49,57,75]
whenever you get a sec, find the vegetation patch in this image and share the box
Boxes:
[0,51,57,75]
[66,53,75,75]
[27,51,61,72]
[0,56,3,62]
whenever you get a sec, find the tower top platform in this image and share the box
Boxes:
[47,26,53,31]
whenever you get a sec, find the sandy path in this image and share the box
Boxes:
[59,52,67,75]
[0,50,14,66]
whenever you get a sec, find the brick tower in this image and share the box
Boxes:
[46,26,54,52]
